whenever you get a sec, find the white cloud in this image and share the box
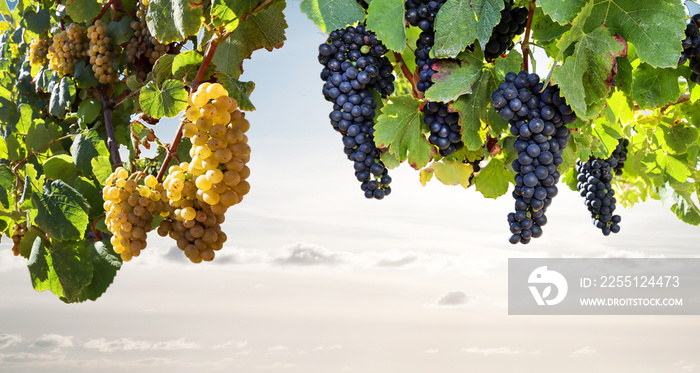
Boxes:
[0,352,58,363]
[435,291,476,307]
[569,346,596,357]
[462,347,526,355]
[267,345,289,352]
[212,340,248,350]
[273,243,345,266]
[423,349,439,354]
[596,250,665,259]
[83,338,200,352]
[0,334,22,349]
[30,334,73,350]
[313,344,342,351]
[675,360,697,371]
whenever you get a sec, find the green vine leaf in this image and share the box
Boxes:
[366,0,406,52]
[146,0,204,44]
[31,180,90,242]
[452,69,494,151]
[71,130,110,176]
[537,0,583,25]
[65,0,101,23]
[426,159,473,188]
[425,50,484,102]
[374,95,434,169]
[217,73,256,111]
[473,158,512,198]
[27,237,94,303]
[70,239,123,302]
[300,0,365,34]
[172,50,215,83]
[139,79,188,119]
[433,0,502,58]
[213,0,287,79]
[48,77,76,118]
[631,63,682,109]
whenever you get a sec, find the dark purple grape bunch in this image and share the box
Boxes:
[679,13,700,83]
[575,143,626,236]
[405,0,446,92]
[424,101,464,156]
[492,71,577,244]
[318,25,395,199]
[484,1,528,61]
[609,138,629,176]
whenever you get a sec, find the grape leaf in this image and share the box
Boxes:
[71,130,110,175]
[374,95,434,169]
[70,239,122,302]
[537,0,582,25]
[426,159,473,188]
[582,0,685,68]
[631,63,681,109]
[494,49,522,81]
[0,164,14,209]
[656,151,690,182]
[139,79,188,118]
[146,0,203,44]
[300,0,365,33]
[43,154,77,182]
[152,54,175,86]
[20,7,50,35]
[26,121,53,153]
[366,0,405,52]
[107,16,135,44]
[48,77,76,118]
[216,73,256,111]
[31,180,90,242]
[77,99,101,127]
[661,124,698,154]
[213,0,287,78]
[433,0,503,58]
[172,50,215,83]
[452,69,493,150]
[425,50,483,102]
[553,23,627,120]
[659,184,700,226]
[65,0,100,23]
[27,237,94,303]
[473,157,512,198]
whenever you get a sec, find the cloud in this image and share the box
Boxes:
[375,253,418,267]
[313,345,342,351]
[596,250,665,259]
[83,338,200,352]
[273,244,344,266]
[675,360,697,372]
[423,349,439,354]
[435,291,476,307]
[0,334,22,349]
[31,334,73,350]
[267,345,289,352]
[212,340,248,350]
[462,347,527,355]
[569,346,596,357]
[0,352,58,363]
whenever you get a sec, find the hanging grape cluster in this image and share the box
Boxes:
[47,23,89,76]
[103,168,167,261]
[575,139,628,235]
[158,82,251,262]
[10,222,27,256]
[88,20,119,84]
[484,1,528,61]
[318,25,394,199]
[679,14,700,83]
[492,71,577,244]
[125,0,170,79]
[29,35,51,66]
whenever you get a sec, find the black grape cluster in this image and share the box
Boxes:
[484,1,528,61]
[575,140,627,236]
[405,0,446,93]
[424,101,464,156]
[492,71,577,244]
[318,25,395,199]
[679,14,700,83]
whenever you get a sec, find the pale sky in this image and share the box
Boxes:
[1,2,699,372]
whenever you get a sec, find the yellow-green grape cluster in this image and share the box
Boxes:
[88,20,119,84]
[125,0,169,75]
[11,222,27,256]
[103,167,166,261]
[182,82,252,206]
[47,23,89,76]
[29,36,51,66]
[156,192,227,263]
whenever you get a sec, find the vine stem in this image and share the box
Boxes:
[98,88,123,167]
[660,92,691,113]
[521,0,535,72]
[393,51,420,99]
[156,34,228,182]
[93,0,116,22]
[12,133,81,174]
